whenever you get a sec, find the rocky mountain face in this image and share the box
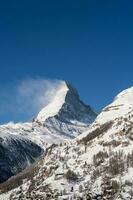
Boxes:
[1,87,133,200]
[35,81,97,138]
[0,133,43,184]
[0,81,96,185]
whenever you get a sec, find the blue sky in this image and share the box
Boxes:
[0,0,133,123]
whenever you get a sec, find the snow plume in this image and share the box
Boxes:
[0,78,63,123]
[17,78,63,113]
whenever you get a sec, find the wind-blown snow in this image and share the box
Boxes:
[36,81,69,122]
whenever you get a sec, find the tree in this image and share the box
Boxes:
[65,170,78,182]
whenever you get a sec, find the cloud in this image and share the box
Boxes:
[0,78,63,123]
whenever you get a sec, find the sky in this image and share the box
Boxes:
[0,0,133,123]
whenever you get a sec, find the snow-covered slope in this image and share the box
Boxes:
[36,81,69,122]
[94,86,133,124]
[2,87,133,200]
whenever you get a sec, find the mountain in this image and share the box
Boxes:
[0,81,96,184]
[35,81,97,138]
[2,87,133,200]
[0,81,96,146]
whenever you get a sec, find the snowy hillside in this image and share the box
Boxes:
[79,86,133,140]
[1,87,133,199]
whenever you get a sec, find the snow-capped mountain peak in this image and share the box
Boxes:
[36,81,69,122]
[36,81,96,124]
[35,81,97,138]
